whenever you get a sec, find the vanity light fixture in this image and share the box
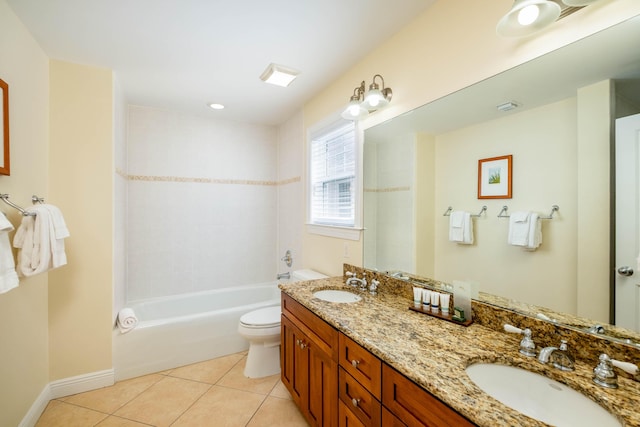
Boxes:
[260,63,299,87]
[497,0,561,37]
[341,74,393,121]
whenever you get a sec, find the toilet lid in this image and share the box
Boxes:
[240,306,281,328]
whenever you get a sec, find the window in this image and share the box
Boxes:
[309,120,356,228]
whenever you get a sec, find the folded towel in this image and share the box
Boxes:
[0,213,19,294]
[13,204,69,276]
[117,308,138,334]
[449,211,473,245]
[508,211,542,250]
[508,211,531,246]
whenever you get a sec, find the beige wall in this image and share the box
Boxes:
[302,0,640,286]
[49,60,114,380]
[0,1,50,425]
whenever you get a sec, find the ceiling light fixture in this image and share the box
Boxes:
[208,103,225,110]
[497,101,520,112]
[260,63,299,87]
[496,0,561,37]
[341,74,393,121]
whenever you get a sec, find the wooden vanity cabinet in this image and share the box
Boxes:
[382,364,476,427]
[281,294,339,427]
[281,292,476,427]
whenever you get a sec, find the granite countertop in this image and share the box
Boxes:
[280,277,640,427]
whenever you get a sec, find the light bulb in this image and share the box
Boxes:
[518,4,539,26]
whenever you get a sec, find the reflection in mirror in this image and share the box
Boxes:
[363,16,640,347]
[0,78,9,176]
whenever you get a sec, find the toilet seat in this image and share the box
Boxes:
[239,306,281,329]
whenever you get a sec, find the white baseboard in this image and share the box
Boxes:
[19,369,115,427]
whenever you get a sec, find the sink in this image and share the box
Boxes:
[313,290,362,303]
[466,363,620,427]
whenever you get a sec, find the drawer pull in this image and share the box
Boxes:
[351,359,360,368]
[351,397,361,407]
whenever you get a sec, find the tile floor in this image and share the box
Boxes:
[36,352,309,427]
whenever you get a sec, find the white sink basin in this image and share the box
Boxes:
[313,290,362,303]
[466,364,620,427]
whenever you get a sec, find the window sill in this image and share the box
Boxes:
[306,224,362,241]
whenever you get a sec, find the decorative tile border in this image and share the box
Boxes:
[364,186,411,193]
[116,169,300,187]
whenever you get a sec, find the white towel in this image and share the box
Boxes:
[508,211,542,250]
[13,204,69,277]
[117,308,138,334]
[0,214,19,294]
[449,211,473,245]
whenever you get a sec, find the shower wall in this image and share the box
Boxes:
[126,106,278,301]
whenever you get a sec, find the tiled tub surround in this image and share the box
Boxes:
[279,271,640,426]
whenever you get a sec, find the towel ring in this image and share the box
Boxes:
[443,206,487,218]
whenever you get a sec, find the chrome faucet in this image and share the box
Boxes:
[345,271,367,289]
[539,340,574,371]
[504,324,536,357]
[593,353,640,389]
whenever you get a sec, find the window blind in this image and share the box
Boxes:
[310,121,356,227]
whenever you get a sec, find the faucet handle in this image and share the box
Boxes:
[504,324,536,357]
[346,271,355,277]
[369,279,379,295]
[593,353,618,389]
[611,358,639,380]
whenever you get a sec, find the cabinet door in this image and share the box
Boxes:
[339,400,367,427]
[308,340,338,427]
[281,314,308,409]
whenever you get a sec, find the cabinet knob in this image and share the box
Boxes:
[351,398,360,407]
[351,359,360,368]
[299,341,307,349]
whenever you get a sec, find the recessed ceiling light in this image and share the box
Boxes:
[208,103,225,110]
[260,63,299,87]
[497,101,520,112]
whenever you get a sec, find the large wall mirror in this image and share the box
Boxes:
[0,78,10,176]
[363,15,640,346]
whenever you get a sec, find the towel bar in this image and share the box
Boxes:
[443,206,487,217]
[0,194,36,216]
[498,205,559,219]
[32,195,44,204]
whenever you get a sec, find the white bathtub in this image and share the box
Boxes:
[113,282,281,381]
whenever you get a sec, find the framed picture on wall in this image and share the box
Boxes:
[0,78,9,176]
[478,155,512,199]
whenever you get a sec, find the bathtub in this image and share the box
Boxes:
[113,282,281,381]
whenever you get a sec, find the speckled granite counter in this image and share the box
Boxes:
[279,276,640,427]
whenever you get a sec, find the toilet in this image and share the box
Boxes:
[238,269,328,378]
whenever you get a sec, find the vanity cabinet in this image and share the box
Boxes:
[281,292,476,427]
[281,293,339,427]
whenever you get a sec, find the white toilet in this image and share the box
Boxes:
[238,269,327,378]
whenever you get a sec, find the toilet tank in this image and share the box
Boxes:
[291,269,328,282]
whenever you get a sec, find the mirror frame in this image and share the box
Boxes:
[0,78,10,176]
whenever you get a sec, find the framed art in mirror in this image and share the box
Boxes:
[478,155,511,199]
[0,78,9,176]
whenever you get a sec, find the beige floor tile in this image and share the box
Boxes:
[269,380,292,400]
[65,374,164,413]
[168,352,244,384]
[173,385,266,427]
[35,400,108,427]
[113,376,210,427]
[95,415,151,426]
[217,357,280,394]
[246,396,309,427]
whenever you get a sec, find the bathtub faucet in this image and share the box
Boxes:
[277,272,291,280]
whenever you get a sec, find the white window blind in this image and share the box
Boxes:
[310,121,356,227]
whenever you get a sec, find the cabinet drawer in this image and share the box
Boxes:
[339,367,381,427]
[339,334,381,399]
[282,293,339,360]
[382,364,476,427]
[339,400,367,427]
[382,407,406,427]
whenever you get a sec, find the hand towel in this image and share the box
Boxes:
[449,211,473,244]
[117,308,138,334]
[508,211,531,246]
[0,214,19,294]
[13,204,69,277]
[526,213,542,250]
